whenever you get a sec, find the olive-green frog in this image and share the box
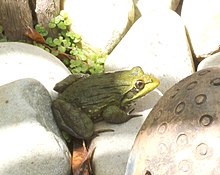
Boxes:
[52,66,160,139]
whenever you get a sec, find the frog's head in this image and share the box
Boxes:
[121,66,160,105]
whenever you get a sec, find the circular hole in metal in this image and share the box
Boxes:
[154,109,162,120]
[158,123,167,134]
[186,81,198,90]
[170,88,180,99]
[198,69,211,76]
[175,102,185,114]
[199,114,213,126]
[195,94,207,105]
[210,78,220,86]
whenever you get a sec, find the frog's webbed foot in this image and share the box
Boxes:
[51,99,94,139]
[54,73,90,93]
[102,105,142,124]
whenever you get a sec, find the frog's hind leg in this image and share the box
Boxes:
[51,99,94,139]
[54,73,90,93]
[102,105,141,124]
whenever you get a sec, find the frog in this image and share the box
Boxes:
[51,66,160,139]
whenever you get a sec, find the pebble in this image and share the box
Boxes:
[63,0,135,54]
[105,9,195,93]
[181,0,220,59]
[0,42,71,100]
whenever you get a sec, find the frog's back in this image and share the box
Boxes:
[59,71,130,112]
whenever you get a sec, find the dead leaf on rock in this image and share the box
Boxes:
[72,139,95,175]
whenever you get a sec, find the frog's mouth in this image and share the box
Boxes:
[122,77,160,104]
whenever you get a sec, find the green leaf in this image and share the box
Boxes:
[62,39,71,47]
[66,31,75,39]
[46,37,56,47]
[73,37,81,43]
[57,22,67,30]
[70,49,78,55]
[60,10,69,19]
[53,38,62,46]
[55,15,64,24]
[51,50,59,56]
[48,22,56,28]
[64,19,72,26]
[62,58,70,66]
[58,45,66,53]
[35,24,48,36]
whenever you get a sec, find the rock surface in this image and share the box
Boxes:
[105,9,195,93]
[135,0,181,15]
[198,53,220,71]
[0,79,71,175]
[0,42,71,99]
[126,68,220,175]
[181,0,220,59]
[91,89,162,175]
[63,0,135,54]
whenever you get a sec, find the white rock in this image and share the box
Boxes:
[136,0,181,15]
[181,0,220,59]
[91,90,162,175]
[105,9,195,93]
[63,0,135,54]
[0,42,71,100]
[198,53,220,71]
[0,79,71,175]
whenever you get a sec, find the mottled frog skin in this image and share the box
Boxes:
[52,67,160,139]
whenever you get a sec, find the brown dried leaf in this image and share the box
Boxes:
[24,26,46,44]
[72,140,95,175]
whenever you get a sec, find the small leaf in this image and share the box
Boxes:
[34,24,48,36]
[58,45,66,53]
[53,38,62,46]
[62,39,71,47]
[51,50,59,56]
[57,22,67,30]
[60,10,69,19]
[55,15,64,24]
[46,37,56,47]
[48,22,56,28]
[64,18,72,26]
[73,37,81,43]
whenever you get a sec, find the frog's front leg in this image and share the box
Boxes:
[51,98,94,139]
[102,105,140,124]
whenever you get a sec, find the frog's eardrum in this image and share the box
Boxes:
[126,67,220,175]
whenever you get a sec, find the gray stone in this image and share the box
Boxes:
[0,42,71,100]
[181,0,220,59]
[105,9,195,93]
[0,79,71,175]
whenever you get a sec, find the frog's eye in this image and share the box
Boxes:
[135,80,145,90]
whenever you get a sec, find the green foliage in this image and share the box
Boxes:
[0,11,106,74]
[34,10,106,74]
[0,25,7,42]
